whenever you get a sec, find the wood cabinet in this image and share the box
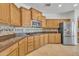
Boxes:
[46,19,60,28]
[48,33,61,44]
[34,35,40,49]
[41,16,47,28]
[44,34,48,44]
[10,4,21,26]
[27,36,34,52]
[0,3,21,26]
[24,37,28,54]
[18,38,25,56]
[55,33,61,44]
[0,43,18,56]
[30,8,42,20]
[8,48,18,56]
[18,37,28,56]
[48,33,55,44]
[0,3,10,24]
[40,34,44,46]
[20,7,31,27]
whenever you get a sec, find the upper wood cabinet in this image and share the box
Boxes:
[41,16,47,28]
[30,8,42,20]
[46,19,60,28]
[0,3,10,24]
[10,4,21,26]
[20,7,31,27]
[0,3,21,26]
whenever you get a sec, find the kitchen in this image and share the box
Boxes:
[0,3,79,56]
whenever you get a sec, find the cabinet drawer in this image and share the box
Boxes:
[28,43,33,47]
[28,40,33,43]
[28,36,33,42]
[28,41,33,44]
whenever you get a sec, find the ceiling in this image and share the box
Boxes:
[24,3,79,14]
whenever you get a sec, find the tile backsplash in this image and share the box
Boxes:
[0,24,43,36]
[0,24,14,36]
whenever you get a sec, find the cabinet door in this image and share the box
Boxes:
[48,33,55,44]
[55,33,61,44]
[40,34,44,46]
[49,33,61,44]
[0,3,10,24]
[31,8,42,20]
[44,34,48,44]
[27,36,34,52]
[21,7,31,27]
[47,20,59,28]
[31,8,38,20]
[41,16,47,28]
[10,4,21,26]
[8,48,18,56]
[19,39,25,56]
[53,20,59,28]
[0,43,18,56]
[24,37,28,54]
[34,35,40,49]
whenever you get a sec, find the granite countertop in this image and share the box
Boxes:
[0,35,27,52]
[0,31,60,52]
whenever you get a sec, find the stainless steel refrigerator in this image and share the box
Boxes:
[63,21,77,45]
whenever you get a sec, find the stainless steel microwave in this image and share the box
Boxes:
[31,20,41,28]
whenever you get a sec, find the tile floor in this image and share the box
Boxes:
[26,44,79,56]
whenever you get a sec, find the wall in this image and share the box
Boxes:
[74,8,79,44]
[43,11,74,19]
[0,24,14,36]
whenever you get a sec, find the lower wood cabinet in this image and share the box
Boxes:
[55,34,61,44]
[40,34,44,46]
[44,34,48,44]
[48,33,61,44]
[0,33,61,56]
[24,37,28,54]
[18,38,25,56]
[27,36,34,52]
[0,43,18,56]
[34,35,40,49]
[48,33,55,44]
[8,48,18,56]
[18,37,28,56]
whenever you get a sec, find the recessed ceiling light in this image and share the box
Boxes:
[58,4,62,7]
[73,4,78,7]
